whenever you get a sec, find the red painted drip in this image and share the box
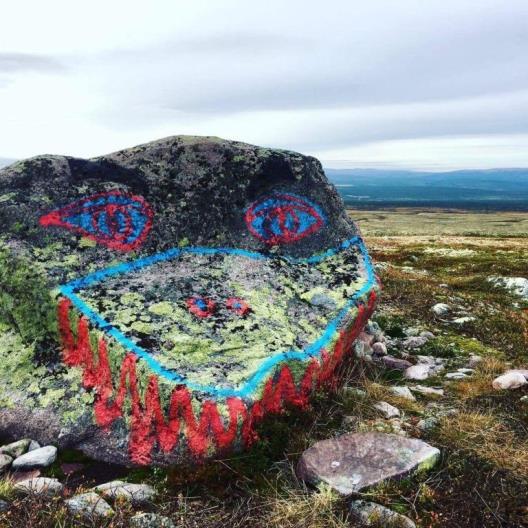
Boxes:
[57,291,377,465]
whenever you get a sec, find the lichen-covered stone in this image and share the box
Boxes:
[297,432,440,495]
[0,136,379,467]
[65,492,114,519]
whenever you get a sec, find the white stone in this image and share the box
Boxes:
[389,386,416,401]
[374,401,400,419]
[432,303,450,316]
[404,364,431,381]
[489,277,528,299]
[12,446,57,470]
[410,385,444,397]
[451,316,476,325]
[445,372,468,380]
[504,369,528,380]
[14,477,63,497]
[417,355,436,366]
[492,372,528,390]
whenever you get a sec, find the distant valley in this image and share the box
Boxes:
[326,168,528,211]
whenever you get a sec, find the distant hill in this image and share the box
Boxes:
[325,168,528,211]
[0,158,16,169]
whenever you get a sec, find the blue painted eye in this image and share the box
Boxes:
[40,191,153,251]
[245,193,326,245]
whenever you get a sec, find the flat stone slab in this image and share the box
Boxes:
[0,136,379,467]
[297,432,440,495]
[14,477,63,497]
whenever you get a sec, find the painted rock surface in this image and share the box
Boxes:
[0,136,379,466]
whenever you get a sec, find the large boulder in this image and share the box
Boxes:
[0,136,379,466]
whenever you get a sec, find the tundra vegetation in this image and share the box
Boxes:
[0,208,527,528]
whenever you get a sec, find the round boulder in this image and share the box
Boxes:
[0,136,379,466]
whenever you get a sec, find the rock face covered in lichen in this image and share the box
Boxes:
[0,136,379,466]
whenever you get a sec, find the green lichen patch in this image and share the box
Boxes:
[71,245,368,392]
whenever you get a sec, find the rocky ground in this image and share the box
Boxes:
[0,209,527,527]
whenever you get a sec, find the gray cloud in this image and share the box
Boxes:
[0,53,67,74]
[2,0,528,168]
[91,3,528,119]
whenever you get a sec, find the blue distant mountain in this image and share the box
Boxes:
[325,168,528,211]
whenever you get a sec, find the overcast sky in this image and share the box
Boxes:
[1,0,527,170]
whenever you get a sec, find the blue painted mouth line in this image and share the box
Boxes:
[59,236,377,400]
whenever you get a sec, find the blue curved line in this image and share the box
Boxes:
[59,236,377,400]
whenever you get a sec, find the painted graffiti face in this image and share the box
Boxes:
[48,191,375,399]
[58,224,375,398]
[0,140,379,466]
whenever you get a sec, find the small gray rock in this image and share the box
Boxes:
[417,417,440,432]
[416,355,436,366]
[451,316,476,325]
[65,492,114,519]
[94,481,156,506]
[350,500,416,528]
[404,364,431,381]
[420,331,435,340]
[0,499,9,512]
[389,386,416,401]
[467,355,482,368]
[432,303,450,316]
[403,336,428,349]
[130,513,176,528]
[14,477,63,497]
[0,439,31,458]
[381,356,413,371]
[445,372,468,380]
[409,385,444,398]
[374,401,400,419]
[12,446,57,470]
[372,342,388,356]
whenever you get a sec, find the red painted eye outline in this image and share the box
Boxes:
[226,297,251,316]
[186,297,216,318]
[186,297,251,318]
[39,191,153,252]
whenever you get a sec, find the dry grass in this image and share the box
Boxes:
[452,357,507,400]
[262,485,350,528]
[437,411,528,478]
